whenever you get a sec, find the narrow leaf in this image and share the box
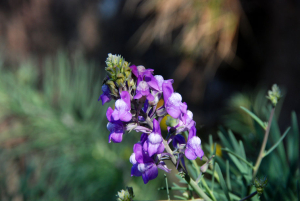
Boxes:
[240,106,265,129]
[264,127,290,157]
[215,163,231,201]
[226,160,232,191]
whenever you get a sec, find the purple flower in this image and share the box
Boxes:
[185,126,204,160]
[98,84,112,105]
[131,143,158,184]
[130,65,154,78]
[112,91,132,122]
[162,81,187,119]
[106,107,125,143]
[175,110,196,133]
[143,119,165,157]
[134,76,155,101]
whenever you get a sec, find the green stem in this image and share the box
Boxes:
[162,140,212,201]
[253,107,275,178]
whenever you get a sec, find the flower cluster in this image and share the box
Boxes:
[99,54,204,184]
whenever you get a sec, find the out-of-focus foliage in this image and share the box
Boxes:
[162,89,299,200]
[0,52,162,200]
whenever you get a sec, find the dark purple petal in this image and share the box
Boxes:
[140,163,158,184]
[145,74,160,91]
[106,107,114,122]
[100,94,110,105]
[134,143,153,164]
[152,119,161,135]
[140,133,148,144]
[162,81,174,105]
[131,164,142,177]
[107,122,124,143]
[172,134,186,148]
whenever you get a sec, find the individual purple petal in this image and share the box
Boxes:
[112,99,132,122]
[133,93,143,99]
[139,163,158,184]
[131,164,142,177]
[134,143,153,164]
[185,126,204,160]
[106,107,114,122]
[172,134,186,148]
[134,126,152,133]
[98,84,112,105]
[180,102,187,114]
[166,93,183,119]
[130,65,138,77]
[140,133,148,144]
[120,91,131,109]
[162,81,174,104]
[152,118,161,135]
[107,122,124,143]
[157,161,172,173]
[145,74,160,91]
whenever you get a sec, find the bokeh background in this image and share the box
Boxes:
[0,0,299,200]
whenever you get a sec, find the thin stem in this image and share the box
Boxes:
[162,140,212,201]
[253,107,275,178]
[164,174,170,201]
[239,191,257,201]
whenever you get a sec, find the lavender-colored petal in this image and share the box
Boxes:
[131,164,142,177]
[154,75,164,91]
[120,91,131,109]
[108,132,123,143]
[147,131,163,157]
[157,161,171,173]
[130,65,138,77]
[146,93,155,101]
[140,163,158,184]
[134,92,143,100]
[119,110,132,122]
[148,143,161,157]
[106,107,114,122]
[157,142,165,154]
[180,102,187,114]
[185,136,204,160]
[185,145,197,160]
[188,126,196,141]
[162,81,174,104]
[145,74,160,91]
[166,93,183,119]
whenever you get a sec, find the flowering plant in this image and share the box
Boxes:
[100,54,299,201]
[100,54,204,185]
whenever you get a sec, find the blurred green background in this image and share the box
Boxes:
[0,0,299,200]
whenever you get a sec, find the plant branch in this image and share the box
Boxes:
[162,140,212,201]
[253,107,275,178]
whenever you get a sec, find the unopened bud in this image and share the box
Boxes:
[266,84,281,106]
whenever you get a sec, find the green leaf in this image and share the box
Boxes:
[226,160,232,191]
[221,148,254,169]
[218,131,233,150]
[264,127,290,157]
[215,163,231,201]
[288,112,299,169]
[240,106,265,129]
